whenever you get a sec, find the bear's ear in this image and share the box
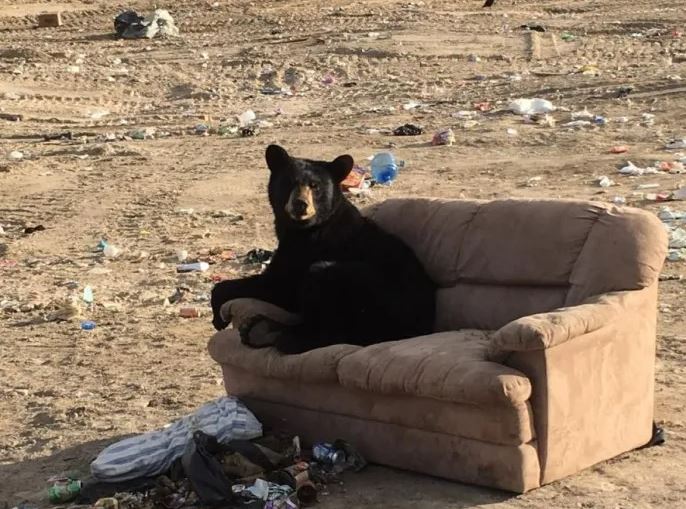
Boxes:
[265,144,291,173]
[328,154,354,183]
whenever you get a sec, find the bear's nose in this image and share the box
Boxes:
[292,198,309,216]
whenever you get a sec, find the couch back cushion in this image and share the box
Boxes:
[365,198,667,331]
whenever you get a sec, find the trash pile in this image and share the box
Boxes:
[41,397,365,509]
[658,207,686,262]
[114,10,179,39]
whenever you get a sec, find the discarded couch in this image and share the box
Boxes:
[208,198,667,492]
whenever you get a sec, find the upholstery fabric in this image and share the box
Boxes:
[504,284,658,484]
[208,329,360,384]
[221,365,535,446]
[336,330,531,406]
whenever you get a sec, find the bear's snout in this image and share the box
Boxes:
[286,185,316,221]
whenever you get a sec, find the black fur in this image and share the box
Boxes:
[211,145,436,354]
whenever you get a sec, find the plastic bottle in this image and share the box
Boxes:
[312,442,346,467]
[83,286,94,304]
[103,244,121,258]
[176,262,209,273]
[80,320,96,331]
[370,152,398,185]
[48,479,82,503]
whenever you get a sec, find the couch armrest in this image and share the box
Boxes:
[491,291,637,354]
[220,298,302,329]
[498,284,658,485]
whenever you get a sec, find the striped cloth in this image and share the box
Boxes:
[90,396,262,482]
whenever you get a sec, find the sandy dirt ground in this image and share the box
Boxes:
[1,0,685,507]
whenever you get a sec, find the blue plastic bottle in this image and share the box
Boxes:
[370,152,398,185]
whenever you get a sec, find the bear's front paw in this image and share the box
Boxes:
[239,315,282,348]
[274,335,312,355]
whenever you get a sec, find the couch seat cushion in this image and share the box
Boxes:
[208,329,361,383]
[336,331,532,406]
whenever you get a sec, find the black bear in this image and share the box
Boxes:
[210,144,436,354]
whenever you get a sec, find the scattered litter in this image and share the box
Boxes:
[597,176,614,188]
[312,442,346,467]
[617,86,633,98]
[80,320,97,331]
[637,183,660,190]
[618,161,658,176]
[524,113,555,127]
[645,192,673,202]
[8,151,24,160]
[610,145,629,154]
[506,128,518,137]
[167,286,190,304]
[37,12,62,28]
[520,23,546,32]
[128,127,156,140]
[509,98,555,115]
[431,128,456,146]
[393,124,423,136]
[176,249,189,262]
[370,152,399,184]
[341,165,369,191]
[672,187,686,200]
[90,397,262,482]
[218,125,238,136]
[665,139,686,150]
[572,108,593,121]
[0,113,22,121]
[402,100,422,110]
[93,498,118,509]
[245,249,273,265]
[48,479,82,503]
[89,109,110,120]
[321,74,336,85]
[593,115,607,126]
[473,101,491,112]
[83,286,94,304]
[578,64,600,76]
[103,244,122,258]
[560,32,576,42]
[179,307,201,318]
[239,126,259,137]
[562,120,592,128]
[114,9,179,39]
[667,250,686,262]
[194,124,210,136]
[612,196,627,205]
[23,225,46,235]
[238,110,256,127]
[641,113,655,126]
[453,110,478,119]
[66,65,80,74]
[43,132,73,141]
[177,262,209,273]
[524,176,542,187]
[669,228,686,249]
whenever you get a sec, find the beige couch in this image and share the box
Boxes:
[208,198,667,493]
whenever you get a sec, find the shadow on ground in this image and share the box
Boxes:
[0,436,126,508]
[0,436,514,509]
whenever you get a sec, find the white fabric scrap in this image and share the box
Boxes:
[90,396,262,481]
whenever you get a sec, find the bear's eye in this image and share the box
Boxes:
[310,182,319,191]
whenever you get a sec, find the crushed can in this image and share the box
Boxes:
[312,443,346,467]
[48,479,82,504]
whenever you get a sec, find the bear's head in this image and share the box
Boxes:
[265,144,354,229]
